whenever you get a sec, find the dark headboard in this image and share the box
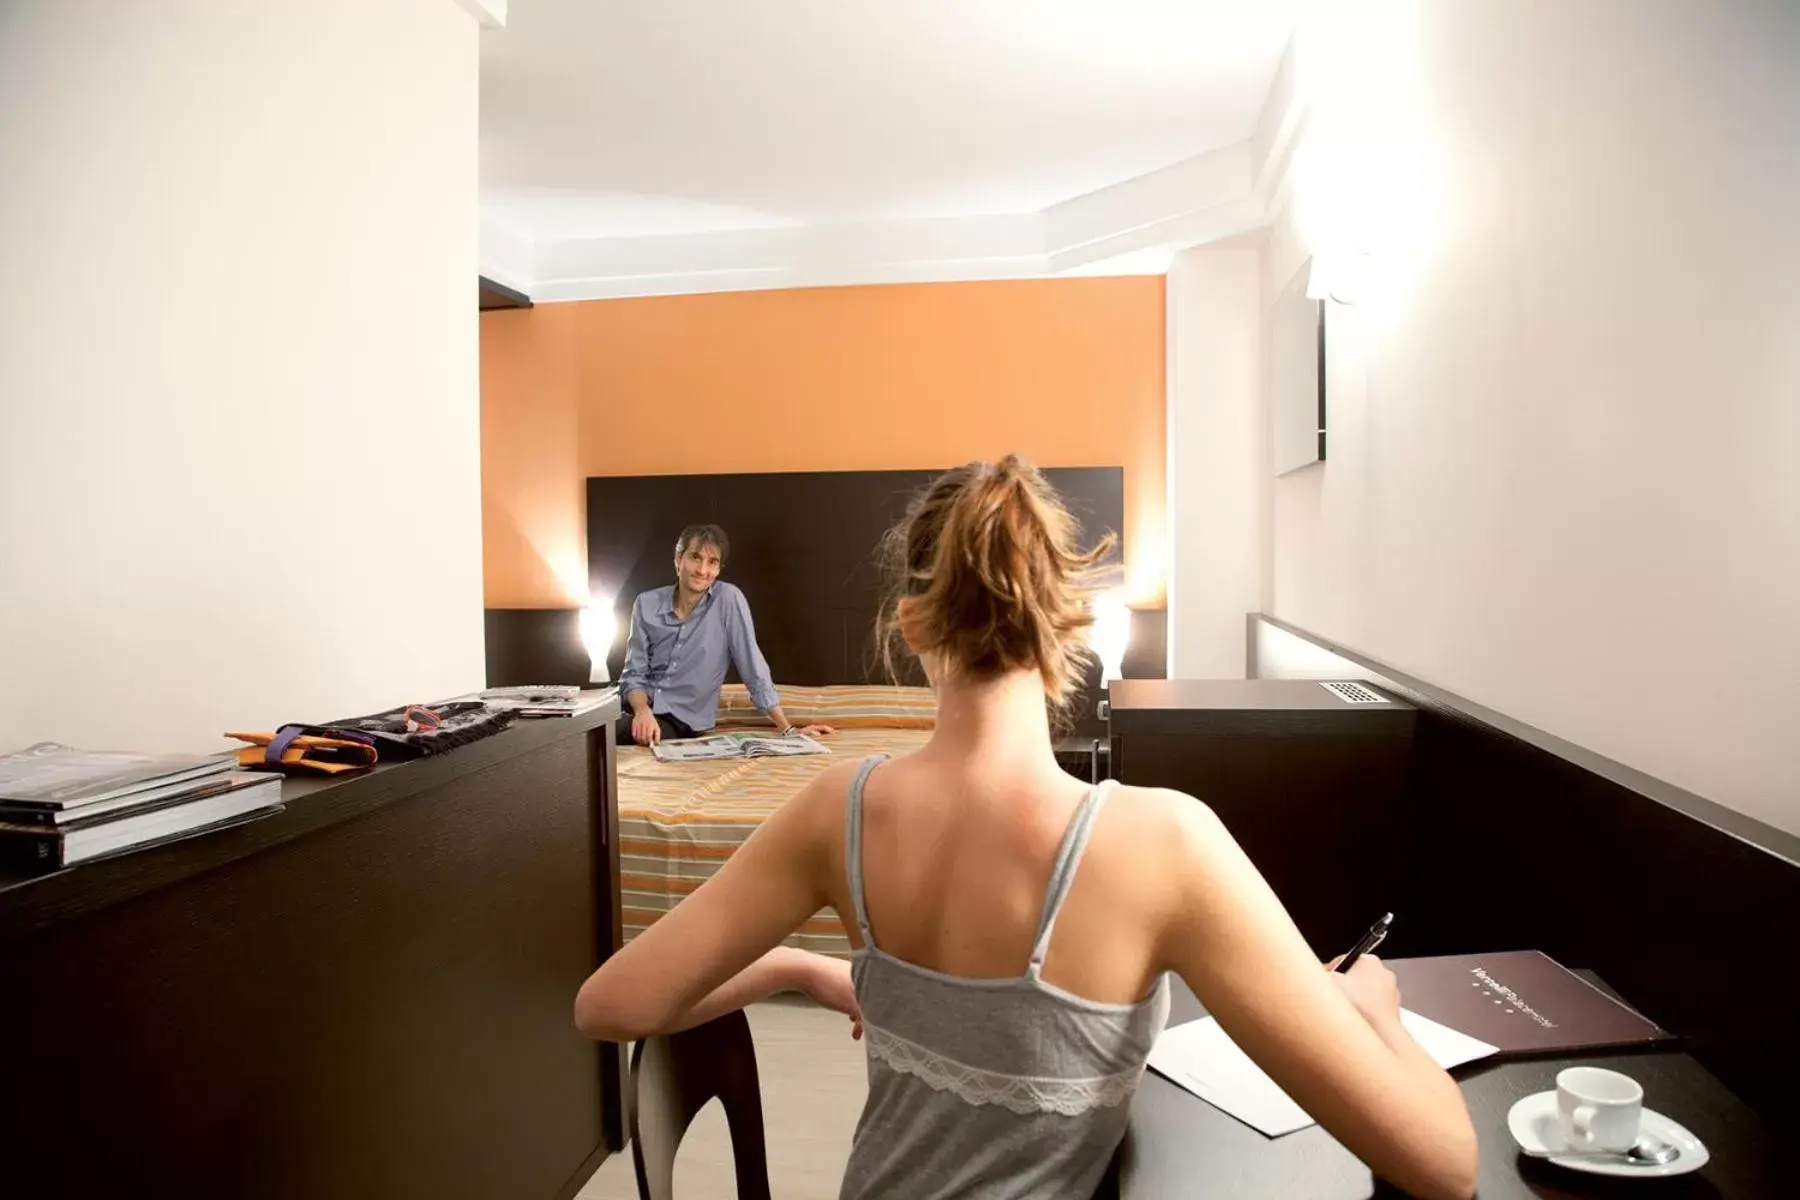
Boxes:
[585,467,1125,691]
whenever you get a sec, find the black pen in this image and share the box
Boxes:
[1334,912,1393,973]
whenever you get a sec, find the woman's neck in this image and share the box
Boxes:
[925,669,1061,774]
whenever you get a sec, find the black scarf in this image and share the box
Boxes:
[323,701,515,760]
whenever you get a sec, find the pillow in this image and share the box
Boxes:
[716,683,936,729]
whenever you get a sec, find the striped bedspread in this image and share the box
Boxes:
[711,682,935,730]
[618,684,936,958]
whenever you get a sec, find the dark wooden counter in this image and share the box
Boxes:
[0,698,623,1200]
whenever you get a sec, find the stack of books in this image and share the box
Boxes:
[0,742,284,869]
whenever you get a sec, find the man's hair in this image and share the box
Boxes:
[675,523,729,564]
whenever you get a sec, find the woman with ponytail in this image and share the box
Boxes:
[576,456,1478,1200]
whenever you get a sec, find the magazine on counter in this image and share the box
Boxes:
[652,733,830,763]
[452,686,618,718]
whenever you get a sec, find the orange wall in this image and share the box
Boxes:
[481,300,586,608]
[481,278,1166,609]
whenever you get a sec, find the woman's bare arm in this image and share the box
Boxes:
[573,760,861,1042]
[1154,792,1479,1200]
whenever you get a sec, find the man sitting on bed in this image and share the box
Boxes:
[617,523,835,748]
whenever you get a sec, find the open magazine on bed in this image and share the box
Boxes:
[652,733,830,763]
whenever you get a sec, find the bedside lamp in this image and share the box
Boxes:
[1091,590,1131,685]
[578,598,617,684]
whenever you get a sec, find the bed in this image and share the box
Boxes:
[616,682,937,958]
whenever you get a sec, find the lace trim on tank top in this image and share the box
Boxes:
[863,1021,1145,1117]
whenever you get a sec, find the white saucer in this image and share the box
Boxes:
[1507,1091,1710,1178]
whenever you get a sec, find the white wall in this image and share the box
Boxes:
[1165,241,1262,677]
[0,0,486,754]
[1263,0,1800,833]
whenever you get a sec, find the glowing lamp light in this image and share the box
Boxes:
[1091,590,1132,685]
[578,599,617,684]
[1290,2,1446,316]
[1305,247,1371,306]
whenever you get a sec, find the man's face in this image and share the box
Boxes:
[674,541,722,596]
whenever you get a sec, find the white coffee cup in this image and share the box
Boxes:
[1556,1066,1643,1152]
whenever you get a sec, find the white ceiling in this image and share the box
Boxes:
[478,2,1315,298]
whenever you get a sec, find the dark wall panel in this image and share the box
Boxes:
[1250,615,1800,1124]
[1411,709,1800,1127]
[485,608,588,689]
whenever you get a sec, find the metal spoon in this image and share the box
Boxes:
[1534,1133,1680,1167]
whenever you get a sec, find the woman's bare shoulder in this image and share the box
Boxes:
[1105,782,1224,835]
[1096,782,1240,880]
[791,755,875,808]
[779,754,898,834]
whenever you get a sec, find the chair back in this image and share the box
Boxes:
[629,1009,772,1200]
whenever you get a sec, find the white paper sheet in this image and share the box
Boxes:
[1147,1010,1498,1137]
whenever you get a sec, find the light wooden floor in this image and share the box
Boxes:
[577,996,868,1200]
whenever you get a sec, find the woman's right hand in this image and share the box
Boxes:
[631,709,661,746]
[1327,954,1402,1031]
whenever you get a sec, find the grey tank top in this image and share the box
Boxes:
[839,756,1171,1200]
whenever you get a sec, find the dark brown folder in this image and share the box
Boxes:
[1390,951,1671,1056]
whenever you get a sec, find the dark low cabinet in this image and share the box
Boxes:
[0,702,624,1200]
[1108,679,1417,959]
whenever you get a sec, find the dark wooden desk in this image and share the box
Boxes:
[0,700,624,1200]
[1113,978,1787,1199]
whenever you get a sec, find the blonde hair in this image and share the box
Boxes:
[878,455,1114,707]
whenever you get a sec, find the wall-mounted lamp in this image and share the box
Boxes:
[1091,590,1132,685]
[1305,247,1370,306]
[578,599,617,684]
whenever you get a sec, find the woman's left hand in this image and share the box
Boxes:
[795,951,862,1040]
[796,723,836,737]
